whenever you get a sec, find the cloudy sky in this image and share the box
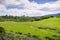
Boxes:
[0,0,60,16]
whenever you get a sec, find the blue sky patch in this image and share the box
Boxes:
[29,0,57,4]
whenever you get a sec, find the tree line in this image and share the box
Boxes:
[0,15,56,22]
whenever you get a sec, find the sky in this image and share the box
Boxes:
[0,0,60,16]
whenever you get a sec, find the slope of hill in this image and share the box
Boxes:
[0,17,60,40]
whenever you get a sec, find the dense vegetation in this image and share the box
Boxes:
[0,15,55,22]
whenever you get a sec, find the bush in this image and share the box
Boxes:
[0,27,6,35]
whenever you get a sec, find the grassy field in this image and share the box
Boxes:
[0,17,60,40]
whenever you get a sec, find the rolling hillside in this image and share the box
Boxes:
[0,17,60,40]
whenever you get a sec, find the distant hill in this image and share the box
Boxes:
[45,13,60,16]
[34,13,60,18]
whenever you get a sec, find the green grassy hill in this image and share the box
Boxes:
[0,17,60,40]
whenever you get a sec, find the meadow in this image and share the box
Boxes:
[0,17,60,40]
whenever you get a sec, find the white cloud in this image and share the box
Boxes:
[0,0,60,16]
